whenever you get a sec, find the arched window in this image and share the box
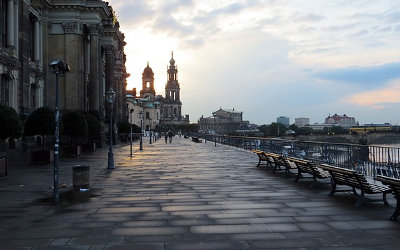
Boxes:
[173,107,177,116]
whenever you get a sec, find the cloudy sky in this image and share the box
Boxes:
[108,0,400,125]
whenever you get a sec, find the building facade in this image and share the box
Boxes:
[295,118,310,128]
[198,108,243,134]
[277,116,290,126]
[325,114,357,128]
[127,53,189,131]
[1,0,127,123]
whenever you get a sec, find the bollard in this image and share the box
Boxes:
[72,165,90,190]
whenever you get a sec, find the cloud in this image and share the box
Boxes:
[345,79,400,109]
[315,62,400,88]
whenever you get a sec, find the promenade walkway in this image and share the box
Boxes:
[1,137,400,249]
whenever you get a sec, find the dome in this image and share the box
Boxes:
[170,57,175,64]
[142,62,154,77]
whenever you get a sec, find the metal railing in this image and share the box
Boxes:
[200,134,400,179]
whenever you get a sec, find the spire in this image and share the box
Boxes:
[171,50,174,59]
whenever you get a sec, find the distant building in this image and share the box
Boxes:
[198,108,243,134]
[325,114,357,128]
[277,116,289,126]
[305,123,334,131]
[295,118,310,128]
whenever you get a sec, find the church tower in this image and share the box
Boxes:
[162,52,183,123]
[140,62,156,99]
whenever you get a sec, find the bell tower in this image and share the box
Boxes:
[140,62,156,99]
[162,51,182,122]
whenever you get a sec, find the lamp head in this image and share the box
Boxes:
[105,88,116,103]
[49,60,70,76]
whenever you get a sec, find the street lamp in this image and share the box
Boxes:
[149,118,152,144]
[49,60,70,205]
[129,108,134,158]
[105,87,116,169]
[139,110,143,150]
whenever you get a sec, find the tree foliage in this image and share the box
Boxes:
[84,114,102,141]
[61,111,88,137]
[0,104,22,140]
[23,107,54,137]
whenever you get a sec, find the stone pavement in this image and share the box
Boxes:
[1,137,400,249]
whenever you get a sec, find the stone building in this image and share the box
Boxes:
[198,108,243,134]
[127,53,189,131]
[1,0,127,123]
[325,114,357,128]
[160,52,189,125]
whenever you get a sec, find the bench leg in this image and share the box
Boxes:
[293,172,302,182]
[256,159,261,167]
[309,176,318,188]
[383,192,389,206]
[355,190,366,207]
[390,198,400,221]
[328,181,336,197]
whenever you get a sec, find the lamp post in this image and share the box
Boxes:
[139,110,143,150]
[129,108,134,158]
[149,118,152,144]
[49,60,70,205]
[105,88,116,169]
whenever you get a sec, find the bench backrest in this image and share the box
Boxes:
[320,163,371,190]
[377,175,400,194]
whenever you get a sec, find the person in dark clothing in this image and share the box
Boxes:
[164,132,168,143]
[167,130,173,143]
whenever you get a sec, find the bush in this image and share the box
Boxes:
[0,104,22,140]
[24,107,54,137]
[84,114,102,142]
[61,111,88,138]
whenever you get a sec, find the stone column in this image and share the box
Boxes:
[7,0,14,47]
[88,25,99,112]
[104,45,115,91]
[13,0,18,53]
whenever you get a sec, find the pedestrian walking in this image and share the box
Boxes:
[167,130,173,143]
[164,132,168,143]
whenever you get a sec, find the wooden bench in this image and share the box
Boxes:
[376,175,400,221]
[277,156,298,175]
[252,150,268,168]
[290,157,330,185]
[320,163,391,206]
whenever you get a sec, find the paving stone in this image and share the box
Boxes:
[190,224,271,234]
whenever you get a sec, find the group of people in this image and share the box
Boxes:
[164,130,174,143]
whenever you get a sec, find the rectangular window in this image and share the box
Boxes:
[29,15,35,61]
[0,75,9,105]
[0,0,7,47]
[31,86,36,110]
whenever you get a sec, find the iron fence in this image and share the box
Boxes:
[200,134,400,179]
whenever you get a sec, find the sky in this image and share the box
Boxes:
[107,0,400,126]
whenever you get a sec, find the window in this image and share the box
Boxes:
[29,15,36,61]
[0,74,9,105]
[0,0,7,47]
[145,112,150,119]
[30,85,37,110]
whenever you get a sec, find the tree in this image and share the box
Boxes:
[288,124,299,134]
[61,111,88,146]
[269,122,287,136]
[84,114,102,143]
[259,124,270,136]
[24,107,54,151]
[0,104,22,141]
[299,127,313,135]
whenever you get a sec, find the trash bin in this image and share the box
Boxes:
[73,165,89,190]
